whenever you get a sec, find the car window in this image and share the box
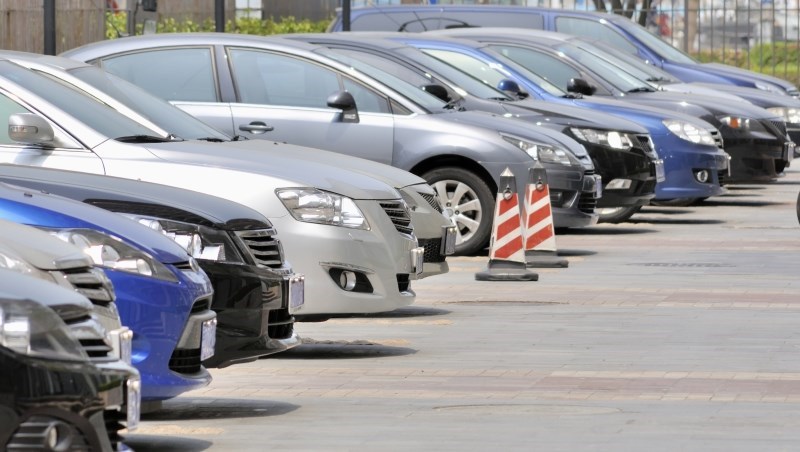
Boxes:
[99,47,218,102]
[0,92,31,145]
[350,11,543,32]
[342,78,391,114]
[229,48,341,109]
[488,45,581,90]
[555,17,639,55]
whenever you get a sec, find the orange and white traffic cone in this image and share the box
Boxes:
[523,163,569,268]
[475,168,538,281]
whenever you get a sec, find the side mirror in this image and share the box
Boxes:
[8,113,55,145]
[567,78,596,96]
[327,90,359,123]
[497,78,522,95]
[421,84,450,102]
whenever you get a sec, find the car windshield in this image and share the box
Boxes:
[318,48,447,112]
[552,43,656,92]
[419,47,567,97]
[616,19,697,64]
[583,40,681,83]
[0,61,160,140]
[67,66,230,141]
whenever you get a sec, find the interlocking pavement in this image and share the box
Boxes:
[125,168,800,451]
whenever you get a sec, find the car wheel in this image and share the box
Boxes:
[597,205,641,223]
[422,167,494,255]
[651,198,700,207]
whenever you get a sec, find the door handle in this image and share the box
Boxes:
[239,121,274,134]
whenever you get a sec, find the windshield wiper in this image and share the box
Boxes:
[443,98,466,111]
[195,137,226,142]
[647,76,668,82]
[115,134,178,143]
[627,87,656,93]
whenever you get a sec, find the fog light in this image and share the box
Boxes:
[605,178,632,190]
[338,271,357,291]
[694,170,710,183]
[43,421,73,451]
[549,191,564,206]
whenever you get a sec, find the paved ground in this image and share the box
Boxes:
[126,168,800,451]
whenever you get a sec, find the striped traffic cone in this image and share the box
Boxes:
[523,163,569,268]
[475,168,538,281]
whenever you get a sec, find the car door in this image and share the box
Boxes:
[0,88,105,173]
[223,47,396,166]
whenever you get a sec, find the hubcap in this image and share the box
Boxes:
[431,179,482,246]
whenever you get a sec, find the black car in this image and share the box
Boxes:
[0,164,303,369]
[0,270,135,452]
[286,33,662,223]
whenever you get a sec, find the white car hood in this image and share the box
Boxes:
[141,140,402,200]
[659,83,750,103]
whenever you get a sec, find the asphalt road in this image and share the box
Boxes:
[125,167,800,452]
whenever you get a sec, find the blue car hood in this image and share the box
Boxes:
[498,98,649,134]
[696,62,797,93]
[0,183,192,265]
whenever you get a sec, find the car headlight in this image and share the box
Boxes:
[569,128,633,150]
[0,298,88,362]
[276,188,369,230]
[41,228,179,282]
[501,134,574,166]
[663,120,716,145]
[766,107,800,124]
[125,216,246,264]
[718,116,751,130]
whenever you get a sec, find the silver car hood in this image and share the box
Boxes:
[0,219,93,271]
[220,139,428,190]
[437,110,590,158]
[141,140,402,200]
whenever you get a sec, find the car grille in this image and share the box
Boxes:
[577,194,598,214]
[397,274,411,293]
[710,130,724,149]
[61,315,116,363]
[419,192,443,212]
[268,308,294,340]
[418,237,446,263]
[718,170,726,186]
[62,267,114,306]
[235,228,284,269]
[636,134,656,153]
[379,200,414,235]
[769,120,788,138]
[168,348,202,375]
[7,416,91,452]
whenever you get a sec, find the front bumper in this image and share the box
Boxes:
[652,135,729,201]
[723,135,794,183]
[199,260,301,368]
[0,347,128,451]
[105,265,215,401]
[271,200,418,318]
[585,143,659,209]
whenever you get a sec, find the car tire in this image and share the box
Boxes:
[597,205,641,223]
[421,167,494,255]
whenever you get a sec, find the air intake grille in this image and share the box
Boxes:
[418,238,446,263]
[62,316,115,363]
[63,267,114,306]
[397,274,411,293]
[169,348,202,374]
[235,229,284,269]
[380,200,414,235]
[636,134,655,153]
[267,308,294,340]
[419,193,443,212]
[770,120,788,138]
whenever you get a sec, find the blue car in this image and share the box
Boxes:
[330,5,799,97]
[0,182,216,403]
[388,35,729,203]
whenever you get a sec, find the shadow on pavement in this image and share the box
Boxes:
[361,306,451,318]
[123,435,211,452]
[144,398,299,421]
[557,226,658,235]
[629,217,725,225]
[277,340,417,360]
[697,199,782,208]
[556,249,597,257]
[638,206,693,215]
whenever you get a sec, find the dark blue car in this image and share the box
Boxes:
[0,182,216,403]
[330,4,800,97]
[388,35,729,203]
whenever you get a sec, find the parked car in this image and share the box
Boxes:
[0,222,141,450]
[378,34,730,205]
[328,5,800,97]
[431,27,794,182]
[0,57,421,321]
[3,50,455,275]
[0,164,302,369]
[0,182,216,404]
[0,274,130,452]
[62,33,603,254]
[286,32,661,223]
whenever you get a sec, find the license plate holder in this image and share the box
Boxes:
[440,224,457,256]
[654,159,666,182]
[411,247,424,276]
[594,175,603,199]
[288,274,305,313]
[126,376,141,432]
[200,318,217,362]
[785,142,795,162]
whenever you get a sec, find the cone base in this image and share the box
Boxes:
[525,250,569,268]
[475,260,539,281]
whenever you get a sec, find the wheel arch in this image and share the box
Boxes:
[409,155,497,194]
